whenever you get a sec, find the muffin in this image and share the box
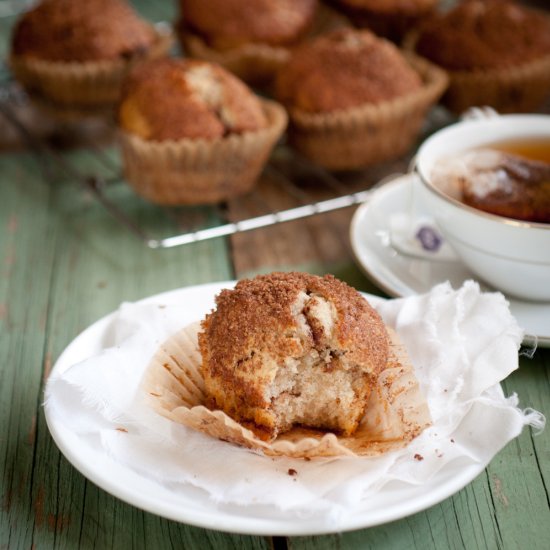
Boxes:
[10,0,172,114]
[141,273,432,457]
[177,0,321,84]
[198,272,389,441]
[408,0,550,113]
[118,58,287,205]
[275,28,447,170]
[333,0,438,42]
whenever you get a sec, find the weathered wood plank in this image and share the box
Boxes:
[488,352,550,548]
[0,153,57,550]
[228,148,416,281]
[0,148,266,549]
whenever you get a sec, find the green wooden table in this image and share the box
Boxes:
[2,2,550,549]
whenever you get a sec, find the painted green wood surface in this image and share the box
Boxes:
[2,150,549,550]
[0,149,272,550]
[1,1,550,549]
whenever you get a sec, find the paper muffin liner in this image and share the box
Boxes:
[403,33,550,114]
[141,322,432,458]
[442,55,550,115]
[178,4,348,86]
[118,99,287,205]
[10,25,173,118]
[285,53,448,171]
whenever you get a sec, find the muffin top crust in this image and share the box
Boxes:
[12,0,157,62]
[415,0,550,70]
[199,272,389,387]
[276,28,422,113]
[118,58,268,141]
[179,0,319,50]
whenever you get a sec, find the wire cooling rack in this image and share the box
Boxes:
[0,77,420,249]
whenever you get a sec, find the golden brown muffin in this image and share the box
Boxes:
[180,0,319,50]
[409,0,550,112]
[118,58,287,204]
[10,0,172,113]
[333,0,438,42]
[199,272,390,441]
[119,58,267,141]
[12,0,156,62]
[274,28,447,169]
[415,0,550,70]
[276,28,422,113]
[177,0,323,84]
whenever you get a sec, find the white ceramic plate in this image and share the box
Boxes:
[350,174,550,347]
[45,282,488,536]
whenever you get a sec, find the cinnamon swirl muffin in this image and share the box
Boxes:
[118,58,286,204]
[10,0,172,113]
[275,28,447,170]
[409,0,550,113]
[199,272,389,441]
[177,0,320,84]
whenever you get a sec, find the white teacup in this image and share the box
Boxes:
[415,114,550,302]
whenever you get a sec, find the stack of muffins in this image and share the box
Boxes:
[9,0,550,205]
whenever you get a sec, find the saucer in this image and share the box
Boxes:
[350,174,550,347]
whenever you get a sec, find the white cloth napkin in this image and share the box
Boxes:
[45,281,544,524]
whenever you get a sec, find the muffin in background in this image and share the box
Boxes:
[407,0,550,113]
[118,58,287,205]
[333,0,438,42]
[10,0,172,115]
[177,0,323,84]
[275,28,447,170]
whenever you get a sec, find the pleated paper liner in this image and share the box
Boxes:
[9,24,173,120]
[442,55,550,115]
[141,322,432,458]
[285,53,448,171]
[178,3,349,86]
[403,32,550,115]
[118,99,287,205]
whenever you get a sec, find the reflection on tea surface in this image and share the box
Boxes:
[431,138,550,224]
